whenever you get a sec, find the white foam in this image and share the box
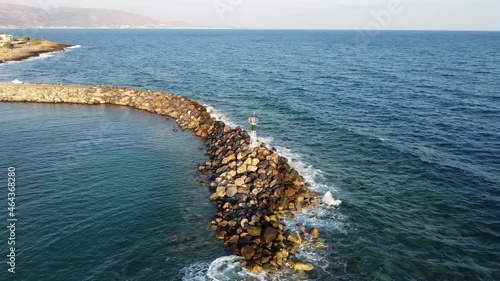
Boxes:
[40,52,55,58]
[180,261,209,281]
[378,137,388,142]
[9,50,60,64]
[181,256,267,281]
[259,137,344,207]
[203,103,237,128]
[287,204,349,232]
[256,136,274,147]
[11,79,23,84]
[0,60,21,66]
[258,137,322,187]
[0,45,78,67]
[294,247,337,279]
[260,135,349,264]
[322,191,342,207]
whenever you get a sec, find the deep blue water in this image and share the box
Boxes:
[1,29,500,280]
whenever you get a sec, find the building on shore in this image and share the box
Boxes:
[0,33,14,46]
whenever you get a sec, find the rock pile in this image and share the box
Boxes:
[0,84,322,274]
[199,122,321,274]
[0,84,214,137]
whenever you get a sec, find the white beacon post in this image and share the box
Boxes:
[248,113,259,148]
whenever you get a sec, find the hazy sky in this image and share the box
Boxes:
[3,0,500,30]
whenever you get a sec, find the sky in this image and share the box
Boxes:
[2,0,500,30]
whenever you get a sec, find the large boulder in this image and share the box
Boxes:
[222,154,236,164]
[287,232,301,244]
[310,228,320,239]
[263,227,278,244]
[225,184,237,197]
[293,262,314,272]
[237,165,247,174]
[247,225,262,237]
[241,245,255,260]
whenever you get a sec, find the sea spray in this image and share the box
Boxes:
[322,191,342,207]
[181,256,268,281]
[203,103,237,128]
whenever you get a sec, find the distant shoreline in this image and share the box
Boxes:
[1,27,499,32]
[0,40,73,64]
[0,26,235,30]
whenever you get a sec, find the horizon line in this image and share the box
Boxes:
[2,27,500,32]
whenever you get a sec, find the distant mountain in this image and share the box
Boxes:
[0,3,188,28]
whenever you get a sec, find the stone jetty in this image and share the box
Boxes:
[0,84,322,274]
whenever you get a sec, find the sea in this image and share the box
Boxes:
[0,29,499,281]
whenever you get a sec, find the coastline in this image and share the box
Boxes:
[0,84,322,274]
[0,41,73,64]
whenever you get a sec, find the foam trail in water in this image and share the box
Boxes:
[181,256,267,281]
[67,45,82,49]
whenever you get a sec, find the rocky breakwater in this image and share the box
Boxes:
[0,84,323,274]
[199,121,322,274]
[0,84,214,138]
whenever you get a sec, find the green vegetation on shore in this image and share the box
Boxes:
[3,41,13,49]
[31,38,42,45]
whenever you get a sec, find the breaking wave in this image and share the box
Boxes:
[181,256,267,281]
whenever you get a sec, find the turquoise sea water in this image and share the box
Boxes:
[0,103,229,280]
[1,30,499,280]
